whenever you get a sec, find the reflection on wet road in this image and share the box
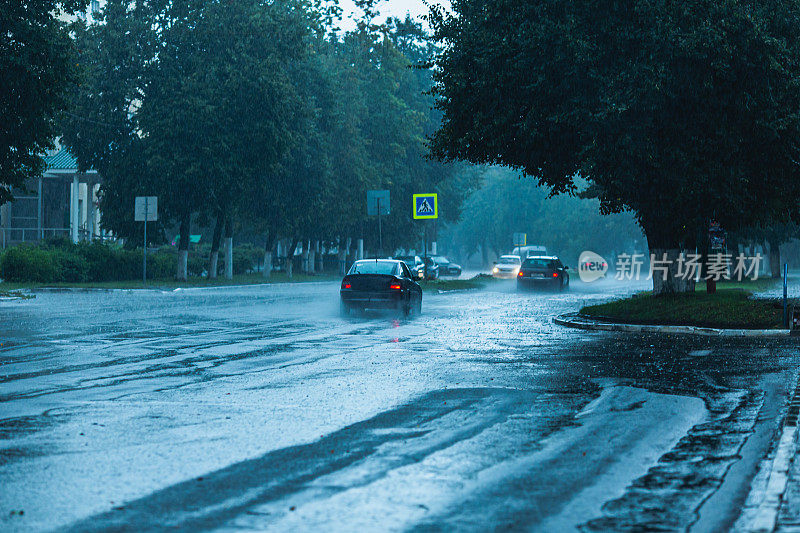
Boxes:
[0,280,797,531]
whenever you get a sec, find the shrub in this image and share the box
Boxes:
[0,246,58,282]
[148,251,176,279]
[50,249,89,282]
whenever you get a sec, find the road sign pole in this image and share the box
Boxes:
[143,197,147,285]
[424,223,427,280]
[377,198,383,257]
[784,263,788,327]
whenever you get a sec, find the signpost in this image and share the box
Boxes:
[513,232,527,247]
[367,190,390,257]
[413,194,438,279]
[135,196,158,284]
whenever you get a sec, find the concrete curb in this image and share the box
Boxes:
[554,313,792,337]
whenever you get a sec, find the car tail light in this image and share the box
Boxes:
[389,283,401,290]
[518,271,523,277]
[552,272,558,277]
[341,281,351,289]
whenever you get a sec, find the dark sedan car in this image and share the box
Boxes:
[395,255,426,281]
[432,256,462,277]
[340,259,423,316]
[517,256,570,291]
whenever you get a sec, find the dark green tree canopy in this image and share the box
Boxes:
[429,0,800,249]
[0,0,83,204]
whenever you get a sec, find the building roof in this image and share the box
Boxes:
[45,148,78,171]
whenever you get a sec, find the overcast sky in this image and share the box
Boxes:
[338,0,449,30]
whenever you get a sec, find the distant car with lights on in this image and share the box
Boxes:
[492,255,522,278]
[340,259,422,316]
[517,256,570,291]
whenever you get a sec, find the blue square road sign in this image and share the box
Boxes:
[413,193,438,219]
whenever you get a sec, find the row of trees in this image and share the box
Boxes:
[445,167,644,267]
[429,0,800,293]
[59,0,479,279]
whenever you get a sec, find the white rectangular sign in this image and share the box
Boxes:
[135,196,158,222]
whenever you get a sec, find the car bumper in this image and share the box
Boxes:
[517,276,559,286]
[341,290,402,309]
[493,271,518,279]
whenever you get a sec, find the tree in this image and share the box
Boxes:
[1,0,82,205]
[429,0,800,294]
[63,0,313,279]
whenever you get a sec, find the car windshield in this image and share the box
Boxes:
[499,256,520,265]
[348,261,397,275]
[433,257,448,264]
[523,258,554,269]
[396,256,417,264]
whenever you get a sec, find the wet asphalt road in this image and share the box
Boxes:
[1,279,798,532]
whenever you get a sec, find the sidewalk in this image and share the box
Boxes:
[554,312,791,337]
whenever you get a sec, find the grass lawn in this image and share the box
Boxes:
[422,274,500,292]
[581,288,786,329]
[695,277,781,293]
[0,271,340,291]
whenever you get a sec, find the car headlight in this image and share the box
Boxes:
[493,267,499,273]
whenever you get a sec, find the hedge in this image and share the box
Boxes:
[0,242,259,283]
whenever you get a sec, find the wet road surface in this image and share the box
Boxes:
[0,280,798,531]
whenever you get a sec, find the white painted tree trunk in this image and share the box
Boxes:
[177,250,188,281]
[224,237,233,279]
[301,241,310,273]
[263,251,272,279]
[308,241,316,274]
[209,251,219,279]
[651,248,696,295]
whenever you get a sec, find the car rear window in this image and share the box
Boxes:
[349,261,398,275]
[523,258,553,268]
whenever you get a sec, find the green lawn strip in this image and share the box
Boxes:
[0,272,340,291]
[694,277,781,293]
[421,274,499,292]
[580,289,784,329]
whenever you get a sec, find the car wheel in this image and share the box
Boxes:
[415,297,422,315]
[340,300,350,317]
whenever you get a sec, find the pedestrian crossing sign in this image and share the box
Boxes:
[413,193,438,219]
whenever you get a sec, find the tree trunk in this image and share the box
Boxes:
[481,241,489,269]
[224,219,233,280]
[308,240,317,274]
[650,248,696,295]
[301,239,310,273]
[209,214,223,279]
[641,220,694,295]
[286,238,299,279]
[337,238,347,275]
[176,213,190,281]
[770,238,782,278]
[262,233,275,279]
[316,241,324,272]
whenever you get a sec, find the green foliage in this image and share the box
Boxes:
[429,0,800,253]
[0,242,194,282]
[448,167,644,266]
[50,248,89,282]
[1,0,82,205]
[0,246,58,282]
[580,290,782,329]
[62,3,478,268]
